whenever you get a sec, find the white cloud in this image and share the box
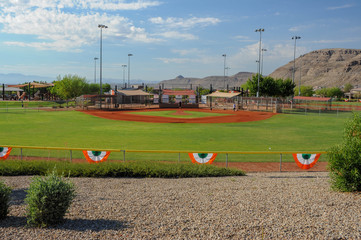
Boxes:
[155,31,197,40]
[327,4,353,10]
[171,48,204,56]
[289,24,314,32]
[149,16,221,29]
[0,0,162,11]
[0,0,161,52]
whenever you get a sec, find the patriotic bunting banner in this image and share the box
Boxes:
[188,153,217,164]
[0,147,12,160]
[292,153,321,170]
[83,150,110,163]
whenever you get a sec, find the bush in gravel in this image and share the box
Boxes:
[25,170,76,227]
[328,113,361,192]
[0,181,12,220]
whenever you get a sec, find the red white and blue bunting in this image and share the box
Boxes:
[188,153,217,164]
[292,153,321,170]
[0,147,12,160]
[83,150,110,163]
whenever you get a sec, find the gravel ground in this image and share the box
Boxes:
[1,172,360,239]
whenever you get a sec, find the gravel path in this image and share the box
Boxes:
[1,172,360,239]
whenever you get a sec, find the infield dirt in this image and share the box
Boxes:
[79,108,276,123]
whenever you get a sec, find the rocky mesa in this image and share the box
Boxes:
[269,48,361,88]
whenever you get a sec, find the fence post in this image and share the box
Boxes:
[20,148,23,160]
[279,153,282,172]
[178,152,180,163]
[123,150,126,162]
[70,150,72,162]
[226,153,228,168]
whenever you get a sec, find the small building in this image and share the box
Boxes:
[159,89,198,108]
[205,91,241,110]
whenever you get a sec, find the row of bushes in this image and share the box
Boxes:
[0,160,245,178]
[1,171,75,227]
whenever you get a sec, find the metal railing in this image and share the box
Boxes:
[2,145,327,172]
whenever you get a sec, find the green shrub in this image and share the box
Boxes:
[0,181,12,220]
[0,160,245,178]
[25,171,76,227]
[328,113,361,191]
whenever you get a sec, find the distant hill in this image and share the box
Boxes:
[0,73,54,84]
[269,48,361,88]
[159,72,254,89]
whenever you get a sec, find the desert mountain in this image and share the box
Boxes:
[269,48,361,88]
[159,72,254,89]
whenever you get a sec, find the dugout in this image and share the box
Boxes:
[159,89,198,108]
[205,92,241,110]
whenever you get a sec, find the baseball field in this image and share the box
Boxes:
[0,107,354,168]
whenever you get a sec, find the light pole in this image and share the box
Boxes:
[128,54,133,88]
[255,28,264,97]
[93,57,98,83]
[261,48,267,75]
[222,54,226,90]
[98,24,108,95]
[292,36,301,86]
[122,64,127,88]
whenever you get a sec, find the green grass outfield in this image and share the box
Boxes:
[0,109,354,163]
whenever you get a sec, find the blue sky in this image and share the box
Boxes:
[0,0,360,84]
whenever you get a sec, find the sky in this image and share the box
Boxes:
[0,0,360,84]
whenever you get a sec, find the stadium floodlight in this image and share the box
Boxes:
[261,49,267,75]
[94,57,98,84]
[292,36,301,95]
[128,54,133,88]
[98,24,108,95]
[122,64,127,88]
[222,54,227,90]
[255,28,265,97]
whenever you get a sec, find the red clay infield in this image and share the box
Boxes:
[79,108,276,123]
[77,109,328,172]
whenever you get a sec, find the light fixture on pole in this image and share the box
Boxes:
[122,64,127,88]
[255,28,264,97]
[128,54,133,88]
[98,24,108,95]
[261,48,267,75]
[93,57,98,83]
[222,54,226,90]
[292,36,301,86]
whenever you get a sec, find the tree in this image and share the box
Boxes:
[53,75,89,100]
[315,88,328,97]
[344,83,353,93]
[198,87,210,96]
[328,113,361,191]
[88,83,100,94]
[316,87,343,98]
[327,87,343,98]
[294,86,314,97]
[102,83,111,93]
[245,74,295,97]
[276,78,295,97]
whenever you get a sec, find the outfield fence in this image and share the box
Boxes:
[2,145,328,172]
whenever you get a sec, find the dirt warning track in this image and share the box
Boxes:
[79,108,276,123]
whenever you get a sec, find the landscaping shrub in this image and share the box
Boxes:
[0,160,245,178]
[328,113,361,191]
[25,171,76,227]
[0,181,12,220]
